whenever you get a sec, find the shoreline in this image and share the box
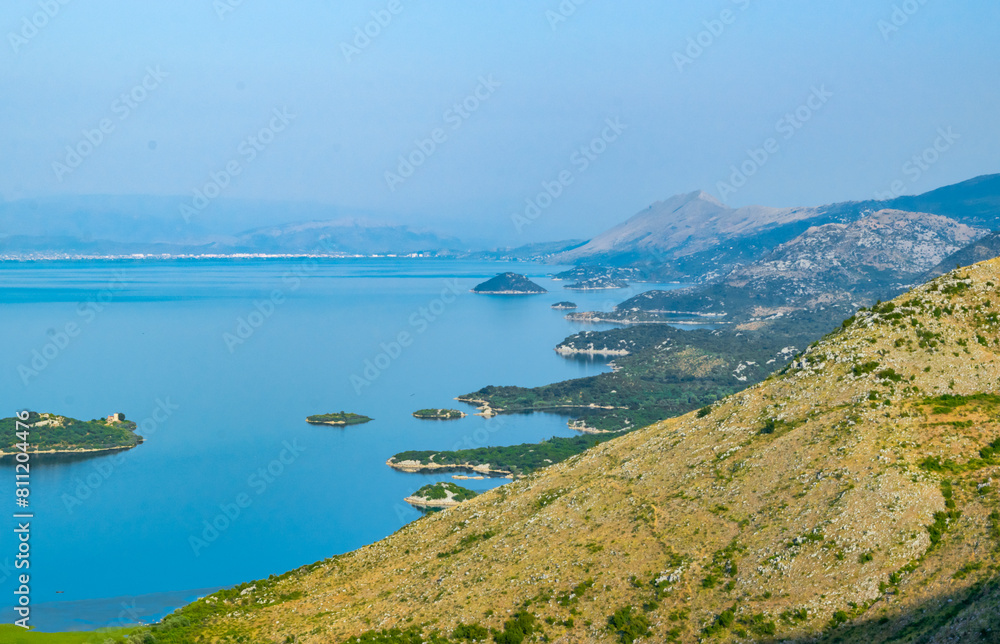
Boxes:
[564,285,628,291]
[456,398,623,415]
[386,457,513,478]
[412,410,467,420]
[567,421,625,435]
[455,397,497,418]
[403,496,463,509]
[555,346,631,357]
[305,417,371,426]
[454,397,626,433]
[0,442,141,459]
[565,313,725,325]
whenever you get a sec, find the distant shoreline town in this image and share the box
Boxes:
[0,252,452,262]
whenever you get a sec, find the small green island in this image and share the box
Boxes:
[0,412,142,456]
[305,412,372,426]
[404,481,479,509]
[551,301,578,309]
[472,272,547,294]
[412,408,466,420]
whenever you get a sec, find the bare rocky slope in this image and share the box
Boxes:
[138,260,1000,644]
[550,175,1000,285]
[735,209,981,278]
[551,191,819,266]
[720,209,985,303]
[600,209,986,326]
[924,231,1000,280]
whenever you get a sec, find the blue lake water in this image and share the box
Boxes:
[0,258,683,631]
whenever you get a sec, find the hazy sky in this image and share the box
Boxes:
[2,1,998,243]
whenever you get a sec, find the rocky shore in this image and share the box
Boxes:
[554,345,630,357]
[387,456,513,478]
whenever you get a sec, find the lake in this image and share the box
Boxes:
[0,258,683,630]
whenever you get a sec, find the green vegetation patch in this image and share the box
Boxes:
[919,438,1000,475]
[306,411,372,425]
[123,567,322,643]
[919,393,1000,415]
[701,539,744,590]
[465,323,812,432]
[0,626,138,644]
[608,606,652,643]
[437,530,496,558]
[758,417,803,437]
[914,393,1000,474]
[852,361,880,376]
[451,623,489,641]
[337,625,450,643]
[0,412,140,453]
[412,408,464,420]
[472,272,546,294]
[703,608,736,637]
[493,610,538,644]
[393,434,614,477]
[411,481,478,502]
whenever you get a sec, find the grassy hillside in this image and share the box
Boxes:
[128,261,1000,643]
[0,625,137,643]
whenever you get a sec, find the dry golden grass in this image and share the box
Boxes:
[174,261,1000,644]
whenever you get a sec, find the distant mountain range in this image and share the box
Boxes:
[213,219,464,256]
[924,231,1000,279]
[3,174,999,265]
[551,190,819,265]
[0,195,465,257]
[887,173,1000,228]
[724,208,985,298]
[591,207,988,329]
[549,174,1000,331]
[551,174,1000,279]
[0,194,586,259]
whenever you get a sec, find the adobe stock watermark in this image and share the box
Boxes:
[340,0,406,62]
[715,85,833,202]
[673,0,753,72]
[188,439,306,557]
[511,117,627,233]
[545,0,588,31]
[222,258,321,353]
[351,279,463,394]
[878,0,930,42]
[7,0,72,54]
[60,398,178,514]
[213,0,247,21]
[0,557,14,588]
[93,599,144,634]
[874,127,959,200]
[18,271,129,386]
[51,66,168,182]
[384,75,501,192]
[179,107,295,222]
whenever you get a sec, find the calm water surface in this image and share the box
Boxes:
[0,258,684,630]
